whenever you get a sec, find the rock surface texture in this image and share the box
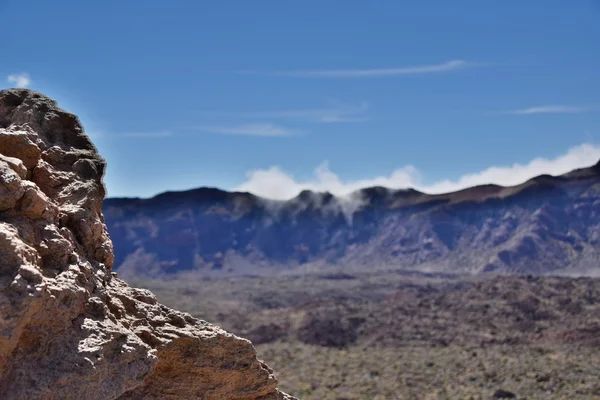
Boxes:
[0,89,296,400]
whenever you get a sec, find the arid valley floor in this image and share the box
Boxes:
[134,270,600,399]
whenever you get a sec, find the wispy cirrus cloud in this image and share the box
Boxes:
[510,105,595,115]
[198,101,369,123]
[239,60,478,78]
[243,101,369,123]
[196,123,298,137]
[7,73,31,88]
[85,130,173,139]
[122,131,173,138]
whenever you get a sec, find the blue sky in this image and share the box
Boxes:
[1,0,599,199]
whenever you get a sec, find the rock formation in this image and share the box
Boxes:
[0,89,296,400]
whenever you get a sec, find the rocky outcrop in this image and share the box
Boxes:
[0,89,296,400]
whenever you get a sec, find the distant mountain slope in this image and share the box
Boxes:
[103,160,600,278]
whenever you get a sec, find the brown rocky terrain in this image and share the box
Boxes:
[103,158,600,279]
[0,89,295,400]
[137,271,600,399]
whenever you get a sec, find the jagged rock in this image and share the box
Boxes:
[0,89,296,400]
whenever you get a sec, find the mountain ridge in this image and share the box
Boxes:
[104,160,600,278]
[107,158,599,205]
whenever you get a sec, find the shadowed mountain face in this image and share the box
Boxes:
[103,161,600,278]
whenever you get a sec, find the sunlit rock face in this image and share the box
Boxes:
[0,89,296,400]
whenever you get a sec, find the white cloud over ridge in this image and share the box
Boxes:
[7,73,31,88]
[236,143,600,200]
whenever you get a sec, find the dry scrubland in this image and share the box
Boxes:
[134,271,600,399]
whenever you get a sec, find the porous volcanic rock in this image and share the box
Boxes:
[0,89,296,400]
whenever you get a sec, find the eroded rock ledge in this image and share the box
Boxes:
[0,89,296,400]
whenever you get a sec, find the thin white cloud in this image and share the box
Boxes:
[86,131,103,139]
[7,73,31,88]
[195,101,369,124]
[242,60,476,78]
[196,102,369,123]
[511,105,593,115]
[235,143,600,200]
[243,102,370,123]
[84,130,172,138]
[197,123,298,137]
[122,131,173,138]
